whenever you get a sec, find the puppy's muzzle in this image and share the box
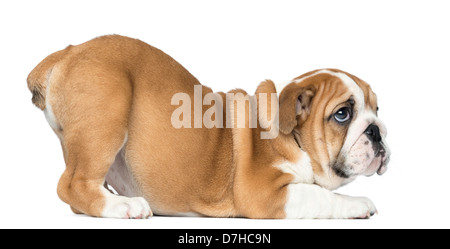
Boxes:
[365,124,381,143]
[364,124,389,175]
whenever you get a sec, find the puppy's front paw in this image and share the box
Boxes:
[336,195,377,219]
[350,197,377,219]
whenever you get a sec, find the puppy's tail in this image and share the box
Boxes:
[27,45,72,110]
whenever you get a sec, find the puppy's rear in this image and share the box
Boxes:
[27,45,72,110]
[26,36,153,218]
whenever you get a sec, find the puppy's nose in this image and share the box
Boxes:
[365,124,381,143]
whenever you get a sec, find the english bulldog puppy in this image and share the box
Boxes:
[27,35,390,219]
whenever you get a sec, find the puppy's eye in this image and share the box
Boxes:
[334,107,351,123]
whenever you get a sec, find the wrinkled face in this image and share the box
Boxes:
[279,69,391,190]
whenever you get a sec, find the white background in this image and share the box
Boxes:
[1,0,449,228]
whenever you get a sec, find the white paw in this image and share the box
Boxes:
[336,195,377,219]
[102,194,152,219]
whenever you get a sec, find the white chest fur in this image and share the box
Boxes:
[274,152,314,184]
[276,152,378,219]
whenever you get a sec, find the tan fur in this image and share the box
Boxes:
[27,35,375,218]
[27,45,72,110]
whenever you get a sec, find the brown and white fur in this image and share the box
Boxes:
[27,35,390,219]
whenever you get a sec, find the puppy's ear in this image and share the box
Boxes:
[279,83,315,134]
[255,80,277,128]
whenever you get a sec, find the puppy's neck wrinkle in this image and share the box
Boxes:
[292,130,303,151]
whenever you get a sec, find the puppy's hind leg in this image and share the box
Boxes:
[57,131,151,218]
[54,75,151,219]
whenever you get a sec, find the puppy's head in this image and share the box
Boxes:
[278,69,390,189]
